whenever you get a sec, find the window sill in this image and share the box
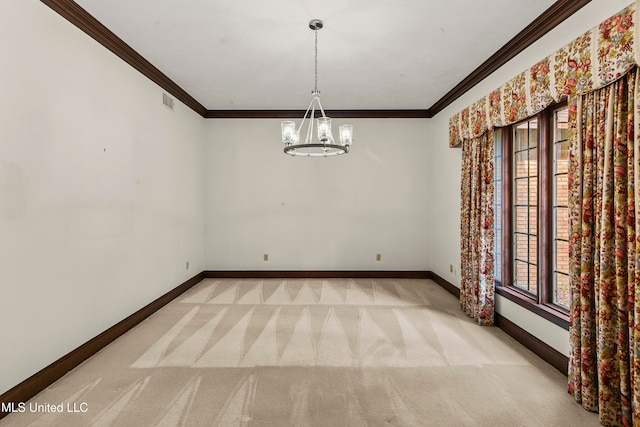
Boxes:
[495,284,569,330]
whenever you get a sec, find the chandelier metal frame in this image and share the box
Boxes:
[281,19,353,157]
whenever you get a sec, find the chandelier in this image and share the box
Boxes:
[281,19,353,157]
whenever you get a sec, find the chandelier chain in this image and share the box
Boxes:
[314,29,318,93]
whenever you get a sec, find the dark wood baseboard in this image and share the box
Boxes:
[1,269,569,421]
[204,270,430,279]
[0,271,204,419]
[494,313,569,374]
[426,271,461,298]
[0,269,428,419]
[427,271,569,375]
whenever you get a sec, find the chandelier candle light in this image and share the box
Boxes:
[281,19,353,157]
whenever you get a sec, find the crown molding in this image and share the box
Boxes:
[40,0,208,117]
[426,0,591,117]
[41,0,590,120]
[204,109,430,119]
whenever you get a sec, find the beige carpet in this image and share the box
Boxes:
[2,278,599,426]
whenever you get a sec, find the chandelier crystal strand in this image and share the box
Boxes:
[281,19,353,157]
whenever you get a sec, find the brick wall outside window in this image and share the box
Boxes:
[494,105,570,313]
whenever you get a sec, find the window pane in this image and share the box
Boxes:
[512,117,539,297]
[555,240,569,277]
[528,121,538,148]
[515,180,529,205]
[514,123,529,151]
[555,272,570,308]
[529,206,537,235]
[555,144,569,174]
[529,235,538,262]
[529,264,538,295]
[514,152,529,178]
[515,207,529,233]
[514,260,529,288]
[553,106,570,308]
[555,175,568,203]
[555,207,569,241]
[514,233,527,260]
[555,108,569,143]
[529,179,538,206]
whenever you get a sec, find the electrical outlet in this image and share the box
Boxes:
[376,253,381,261]
[264,254,269,261]
[450,264,453,272]
[186,261,189,270]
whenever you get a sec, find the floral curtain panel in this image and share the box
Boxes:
[460,132,495,325]
[449,2,637,148]
[454,2,640,422]
[567,67,640,427]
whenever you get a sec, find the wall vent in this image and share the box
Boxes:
[162,93,175,111]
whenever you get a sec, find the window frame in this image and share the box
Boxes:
[494,103,570,330]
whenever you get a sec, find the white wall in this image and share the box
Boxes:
[427,0,633,356]
[0,0,206,395]
[205,118,431,271]
[2,0,630,397]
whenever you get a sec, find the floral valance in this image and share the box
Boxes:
[449,1,638,147]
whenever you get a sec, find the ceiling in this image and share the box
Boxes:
[71,0,561,113]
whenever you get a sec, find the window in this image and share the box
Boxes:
[552,108,570,308]
[494,104,569,328]
[513,118,538,295]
